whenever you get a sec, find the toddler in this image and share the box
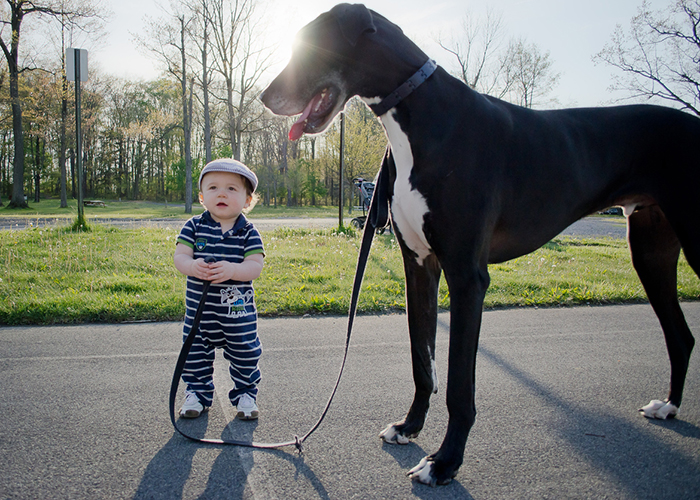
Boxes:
[174,158,264,420]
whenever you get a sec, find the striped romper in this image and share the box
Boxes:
[176,211,265,408]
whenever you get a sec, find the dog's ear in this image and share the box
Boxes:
[330,3,376,47]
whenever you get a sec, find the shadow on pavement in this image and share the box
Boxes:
[134,415,332,499]
[381,440,476,499]
[478,345,700,498]
[133,414,211,499]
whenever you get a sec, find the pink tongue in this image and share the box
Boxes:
[289,121,306,142]
[288,95,321,141]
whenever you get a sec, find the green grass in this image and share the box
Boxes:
[0,199,341,221]
[1,224,698,325]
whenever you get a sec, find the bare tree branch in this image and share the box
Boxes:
[594,0,700,115]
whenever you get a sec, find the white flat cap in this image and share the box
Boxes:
[198,158,258,192]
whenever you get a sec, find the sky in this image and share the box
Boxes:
[90,0,673,108]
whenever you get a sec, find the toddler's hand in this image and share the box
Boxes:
[190,258,213,281]
[209,261,236,284]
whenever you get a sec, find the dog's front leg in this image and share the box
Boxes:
[380,248,441,445]
[408,262,490,486]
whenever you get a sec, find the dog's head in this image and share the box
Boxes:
[261,3,426,141]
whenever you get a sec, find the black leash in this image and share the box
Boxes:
[169,256,301,449]
[169,155,391,451]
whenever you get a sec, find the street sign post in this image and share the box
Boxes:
[66,48,88,227]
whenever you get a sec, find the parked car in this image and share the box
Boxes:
[598,207,623,216]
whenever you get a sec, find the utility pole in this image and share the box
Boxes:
[338,112,345,228]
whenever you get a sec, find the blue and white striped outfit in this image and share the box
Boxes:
[176,211,265,408]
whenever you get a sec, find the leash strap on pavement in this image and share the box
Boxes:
[169,160,390,450]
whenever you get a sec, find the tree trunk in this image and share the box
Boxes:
[184,78,193,213]
[234,61,246,161]
[202,2,212,164]
[181,17,193,214]
[59,26,68,208]
[8,57,26,208]
[4,4,26,208]
[70,148,76,198]
[34,136,41,203]
[227,77,237,160]
[59,83,68,208]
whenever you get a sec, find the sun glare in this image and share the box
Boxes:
[263,1,326,79]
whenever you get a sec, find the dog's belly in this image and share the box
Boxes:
[381,112,433,265]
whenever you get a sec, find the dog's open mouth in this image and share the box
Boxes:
[289,87,338,141]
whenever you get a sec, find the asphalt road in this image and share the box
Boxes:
[0,214,629,238]
[1,304,699,499]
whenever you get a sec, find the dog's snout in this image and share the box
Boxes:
[260,87,273,107]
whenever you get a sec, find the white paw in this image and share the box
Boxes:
[639,399,678,419]
[379,424,410,444]
[408,457,435,485]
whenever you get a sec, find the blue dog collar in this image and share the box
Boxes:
[369,59,438,116]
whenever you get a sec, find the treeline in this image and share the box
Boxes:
[0,69,386,208]
[0,0,387,211]
[4,0,698,212]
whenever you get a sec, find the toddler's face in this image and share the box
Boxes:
[199,171,251,222]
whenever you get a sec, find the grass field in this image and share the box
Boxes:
[0,199,341,221]
[1,221,698,325]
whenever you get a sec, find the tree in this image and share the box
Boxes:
[439,10,560,108]
[209,0,250,161]
[594,0,700,115]
[208,0,271,161]
[230,15,273,162]
[22,68,54,203]
[189,0,213,164]
[501,38,560,108]
[437,9,506,94]
[140,3,196,212]
[0,0,99,208]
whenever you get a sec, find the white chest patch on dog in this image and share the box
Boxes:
[368,104,433,266]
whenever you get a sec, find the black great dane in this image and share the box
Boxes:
[261,3,699,486]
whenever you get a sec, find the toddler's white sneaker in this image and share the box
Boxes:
[180,391,207,418]
[236,393,259,420]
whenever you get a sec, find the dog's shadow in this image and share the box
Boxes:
[645,416,700,439]
[477,344,700,497]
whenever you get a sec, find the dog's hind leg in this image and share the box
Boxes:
[380,249,441,445]
[628,205,696,419]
